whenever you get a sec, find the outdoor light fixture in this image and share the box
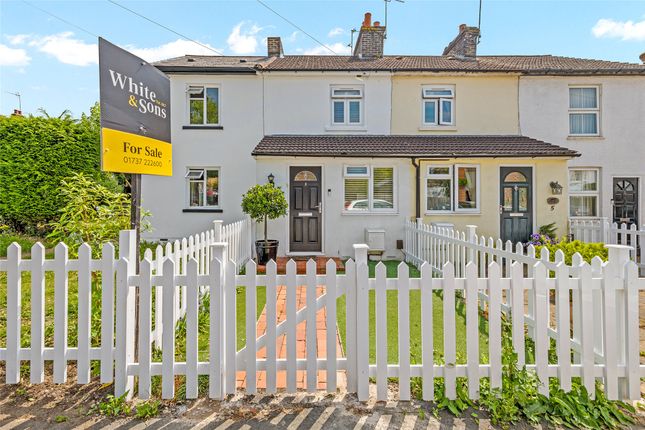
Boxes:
[549,181,563,195]
[268,173,275,184]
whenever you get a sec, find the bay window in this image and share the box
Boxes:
[344,166,395,212]
[186,168,220,207]
[569,168,599,217]
[426,164,479,213]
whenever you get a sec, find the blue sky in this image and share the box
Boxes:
[1,0,644,117]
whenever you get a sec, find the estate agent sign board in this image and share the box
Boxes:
[99,37,172,176]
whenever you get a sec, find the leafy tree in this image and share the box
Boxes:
[48,173,150,257]
[241,183,288,245]
[0,103,119,233]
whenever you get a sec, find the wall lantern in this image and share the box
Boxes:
[267,173,275,184]
[549,181,563,195]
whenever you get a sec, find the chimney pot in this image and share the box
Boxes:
[640,52,645,64]
[459,23,467,32]
[363,12,372,27]
[374,21,380,27]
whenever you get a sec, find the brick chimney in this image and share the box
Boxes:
[11,109,22,116]
[442,24,480,60]
[267,36,283,57]
[640,52,645,64]
[353,12,386,59]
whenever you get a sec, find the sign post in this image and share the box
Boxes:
[99,37,172,359]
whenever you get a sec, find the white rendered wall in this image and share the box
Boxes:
[255,156,415,258]
[519,76,645,226]
[141,73,263,241]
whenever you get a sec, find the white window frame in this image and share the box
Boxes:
[568,85,600,136]
[425,165,453,213]
[186,84,221,126]
[331,85,363,126]
[422,85,455,126]
[424,164,480,213]
[186,167,221,208]
[343,165,396,213]
[568,167,600,218]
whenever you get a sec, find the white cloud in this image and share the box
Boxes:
[227,21,262,54]
[303,42,351,55]
[0,43,31,66]
[29,32,98,66]
[287,31,299,42]
[328,27,345,38]
[128,39,221,62]
[592,18,645,41]
[6,34,31,45]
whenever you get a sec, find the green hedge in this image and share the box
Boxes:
[0,105,119,233]
[536,240,608,264]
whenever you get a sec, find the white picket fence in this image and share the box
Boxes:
[569,217,643,269]
[1,225,643,402]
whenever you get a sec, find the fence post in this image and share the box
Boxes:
[213,219,223,242]
[353,243,369,401]
[118,229,136,399]
[601,217,610,244]
[604,244,632,399]
[209,242,227,399]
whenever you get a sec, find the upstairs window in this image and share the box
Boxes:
[422,86,454,126]
[187,85,219,125]
[186,168,219,207]
[569,86,599,135]
[343,165,395,212]
[331,86,362,125]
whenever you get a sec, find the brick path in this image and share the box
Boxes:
[236,284,347,391]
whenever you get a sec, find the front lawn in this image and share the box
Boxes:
[336,260,489,364]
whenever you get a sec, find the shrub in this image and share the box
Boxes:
[241,183,288,244]
[0,104,120,233]
[48,173,150,257]
[535,239,607,264]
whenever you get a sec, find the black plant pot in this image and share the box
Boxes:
[256,239,279,265]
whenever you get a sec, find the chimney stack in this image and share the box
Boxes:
[640,52,645,64]
[11,109,22,116]
[267,36,283,58]
[442,23,480,60]
[353,12,386,59]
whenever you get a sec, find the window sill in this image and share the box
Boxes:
[182,125,224,130]
[341,211,399,216]
[425,211,482,216]
[418,126,457,131]
[566,135,603,140]
[182,208,223,213]
[325,125,367,132]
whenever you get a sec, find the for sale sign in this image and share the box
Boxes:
[99,37,172,176]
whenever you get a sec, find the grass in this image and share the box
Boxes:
[336,260,489,364]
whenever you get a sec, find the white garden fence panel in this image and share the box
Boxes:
[569,217,644,270]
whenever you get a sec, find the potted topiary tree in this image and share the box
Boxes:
[241,182,288,264]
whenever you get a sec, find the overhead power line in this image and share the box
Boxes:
[21,0,100,38]
[256,0,337,55]
[106,0,224,56]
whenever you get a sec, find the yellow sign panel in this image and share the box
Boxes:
[101,127,172,176]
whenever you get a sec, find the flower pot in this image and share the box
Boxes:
[255,239,279,265]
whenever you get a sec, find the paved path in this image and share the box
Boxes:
[236,285,346,391]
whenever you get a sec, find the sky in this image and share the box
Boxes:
[1,0,644,117]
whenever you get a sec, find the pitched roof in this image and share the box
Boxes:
[252,135,580,158]
[155,54,645,75]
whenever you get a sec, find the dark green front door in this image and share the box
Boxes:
[500,167,533,243]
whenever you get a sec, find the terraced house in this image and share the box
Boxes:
[143,12,645,258]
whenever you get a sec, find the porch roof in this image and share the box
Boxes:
[252,135,580,158]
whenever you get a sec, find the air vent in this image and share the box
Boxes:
[239,59,247,63]
[186,58,195,62]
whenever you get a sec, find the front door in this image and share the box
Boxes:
[289,166,322,253]
[613,178,639,226]
[500,167,533,243]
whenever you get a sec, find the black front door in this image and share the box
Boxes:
[500,167,533,243]
[613,178,639,226]
[289,166,322,253]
